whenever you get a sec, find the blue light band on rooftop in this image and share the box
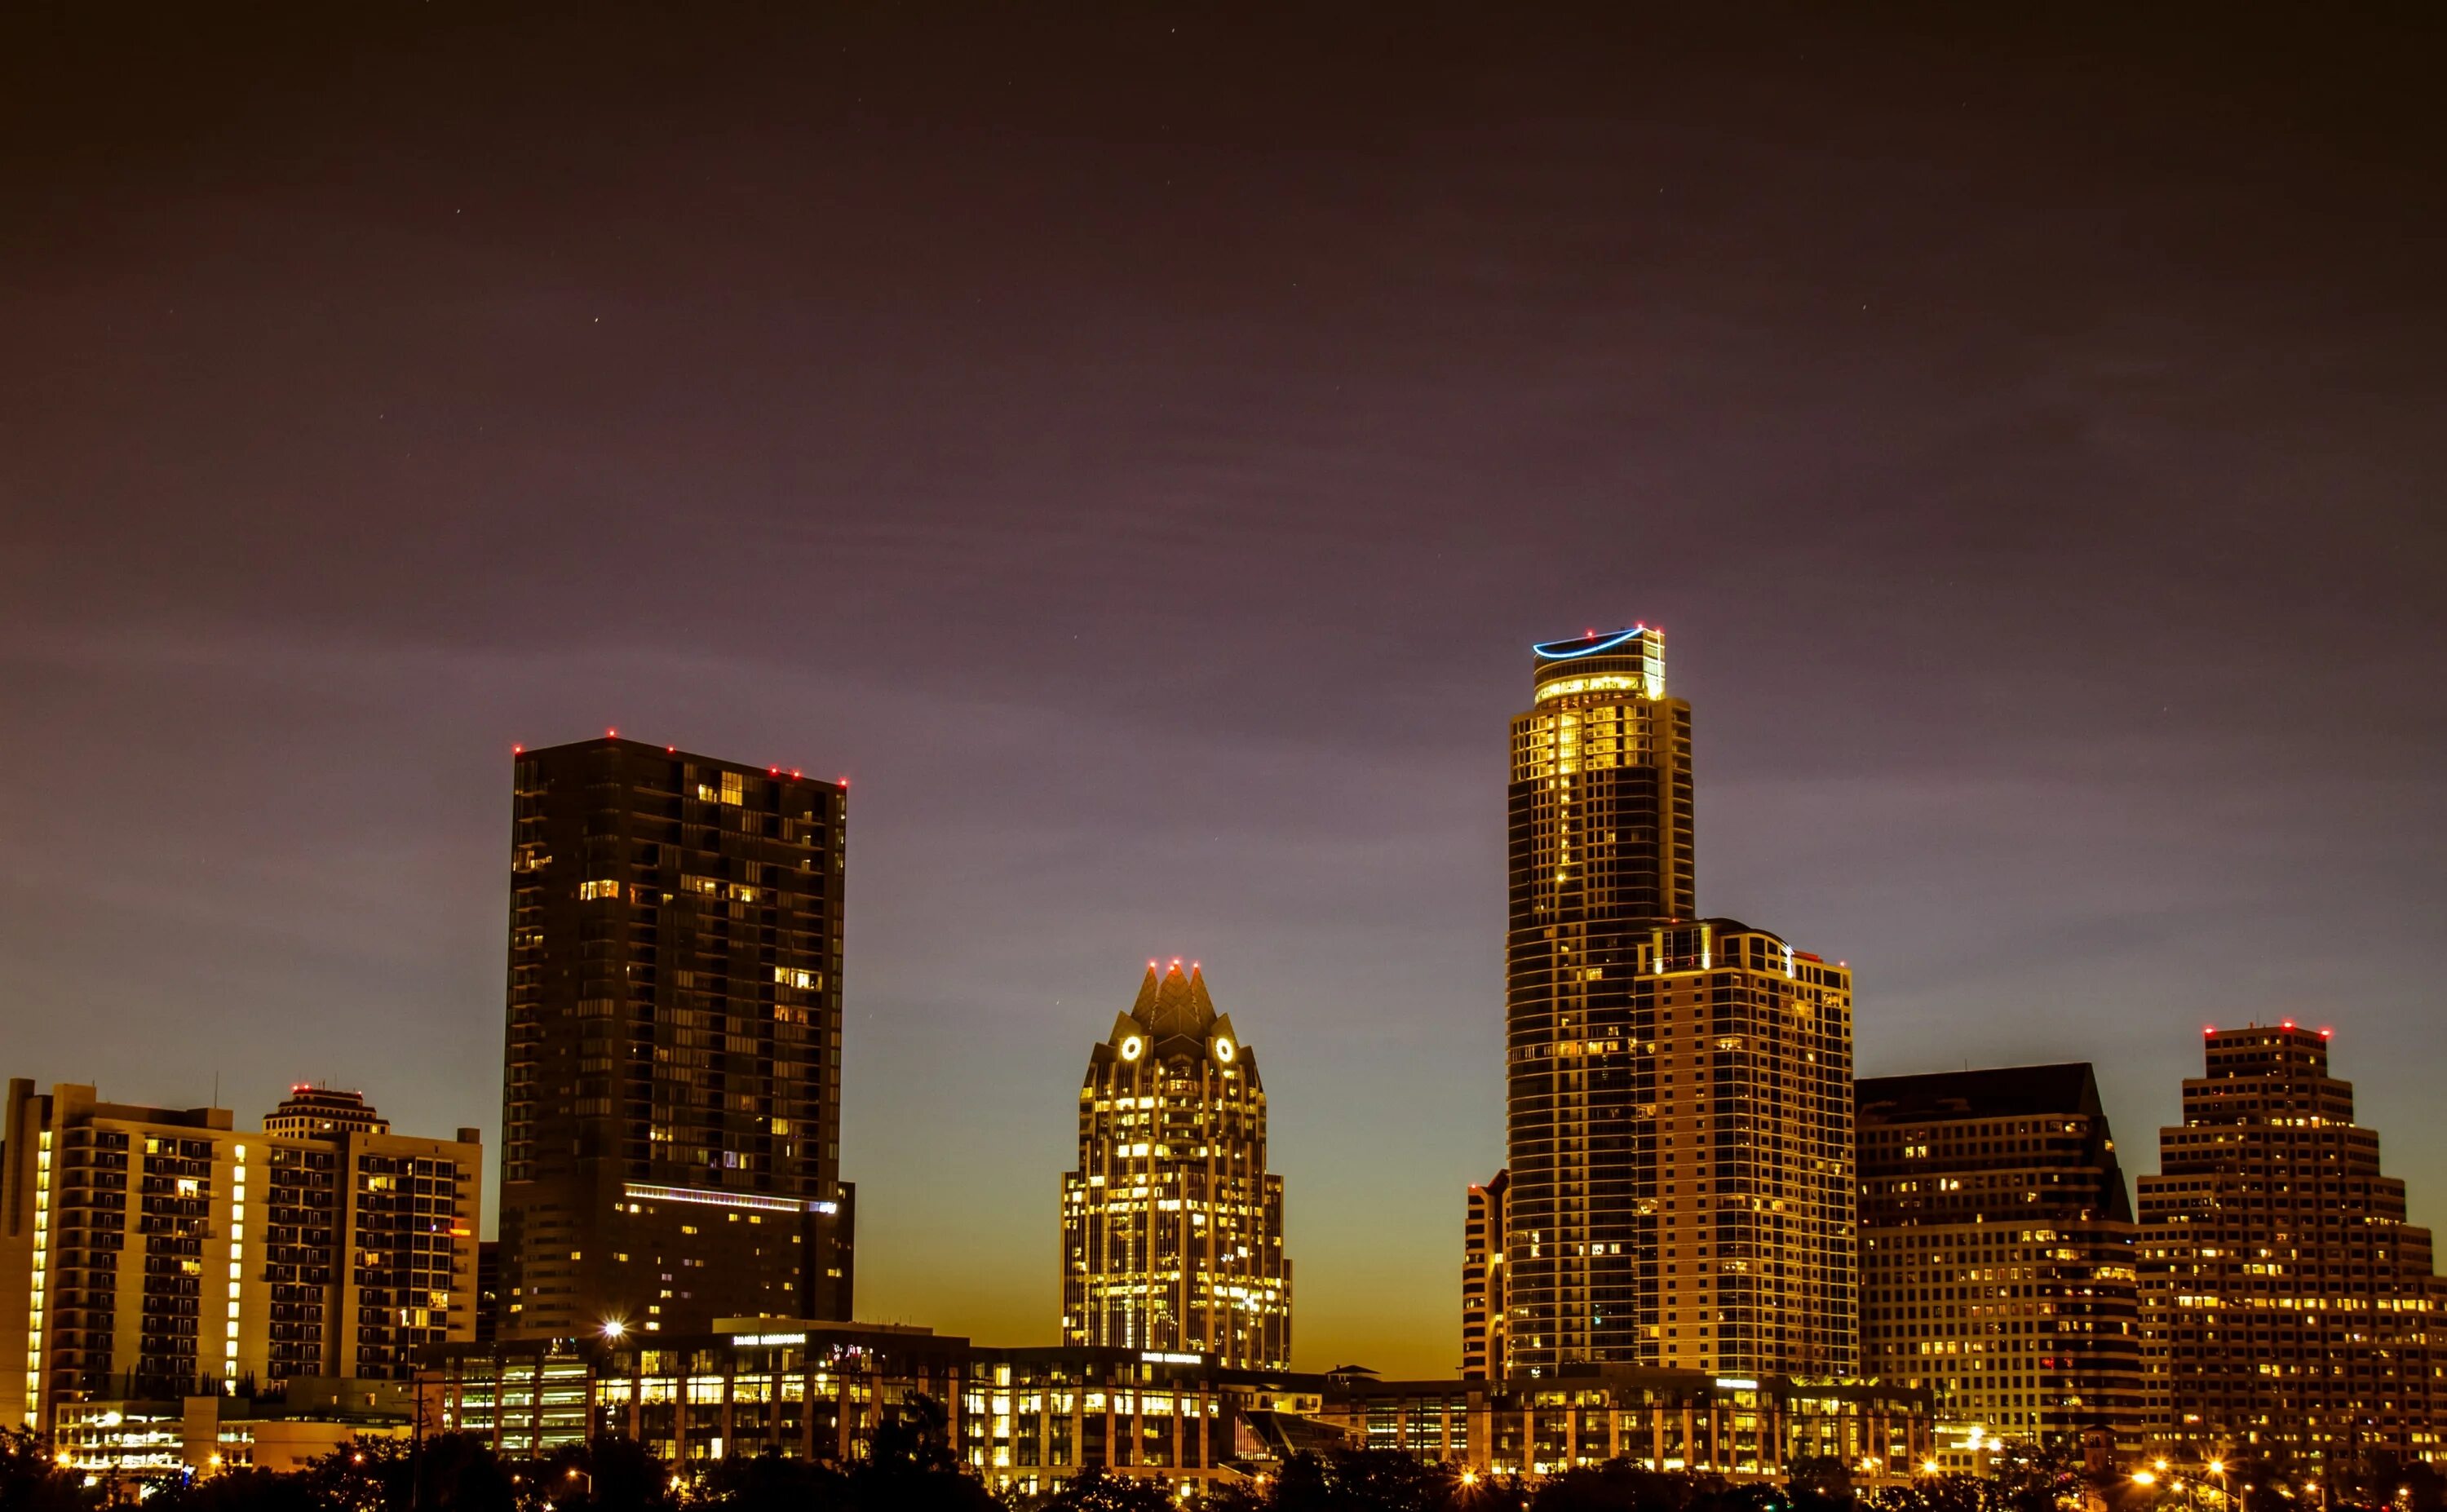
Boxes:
[1533,627,1650,661]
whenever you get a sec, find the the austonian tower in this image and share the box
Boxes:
[497,736,853,1340]
[1497,627,1856,1379]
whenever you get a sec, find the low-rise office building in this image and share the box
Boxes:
[53,1377,414,1482]
[420,1323,1317,1499]
[421,1326,1935,1497]
[1316,1368,1934,1483]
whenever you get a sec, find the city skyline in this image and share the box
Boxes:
[6,679,2436,1385]
[4,5,2445,1386]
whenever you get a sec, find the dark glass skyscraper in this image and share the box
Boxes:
[498,736,852,1339]
[1503,630,1856,1378]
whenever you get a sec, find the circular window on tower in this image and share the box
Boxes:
[1214,1036,1236,1064]
[1119,1035,1144,1062]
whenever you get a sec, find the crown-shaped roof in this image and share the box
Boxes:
[1129,960,1219,1040]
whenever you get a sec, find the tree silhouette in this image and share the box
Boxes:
[0,1426,102,1512]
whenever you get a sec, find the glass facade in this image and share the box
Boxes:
[498,738,852,1340]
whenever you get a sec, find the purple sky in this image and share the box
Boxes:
[3,7,2442,1375]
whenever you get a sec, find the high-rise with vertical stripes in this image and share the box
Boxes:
[1502,628,1856,1378]
[1061,962,1290,1368]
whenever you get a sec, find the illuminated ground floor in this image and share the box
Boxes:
[419,1324,1936,1497]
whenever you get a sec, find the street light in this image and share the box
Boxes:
[2135,1471,2160,1488]
[601,1319,627,1342]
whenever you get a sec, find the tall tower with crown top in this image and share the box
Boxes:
[1060,960,1290,1368]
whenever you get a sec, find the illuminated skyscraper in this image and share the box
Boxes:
[2138,1025,2441,1469]
[1857,1065,2146,1464]
[1061,962,1290,1369]
[498,736,852,1339]
[1504,629,1856,1377]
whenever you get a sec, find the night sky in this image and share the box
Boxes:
[4,7,2442,1377]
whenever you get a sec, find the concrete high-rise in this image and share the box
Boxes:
[0,1081,480,1433]
[1060,962,1290,1368]
[1503,629,1856,1378]
[2138,1024,2440,1470]
[498,736,852,1339]
[1857,1065,2146,1465]
[1462,1169,1509,1379]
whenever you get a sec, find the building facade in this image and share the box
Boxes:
[1060,962,1290,1369]
[55,1378,414,1482]
[1505,630,1857,1379]
[1319,1367,1932,1482]
[0,1081,480,1433]
[1856,1065,2146,1466]
[423,1325,1327,1500]
[420,1326,1937,1497]
[498,736,852,1340]
[1463,1170,1509,1379]
[2138,1025,2441,1468]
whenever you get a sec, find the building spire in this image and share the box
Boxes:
[1131,958,1216,1040]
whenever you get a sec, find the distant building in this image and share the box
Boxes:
[497,736,853,1340]
[1462,1170,1508,1379]
[1856,1064,2146,1466]
[263,1086,391,1139]
[0,1080,480,1435]
[422,1323,1320,1500]
[1060,962,1290,1369]
[1505,629,1856,1377]
[55,1377,415,1483]
[2138,1025,2442,1469]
